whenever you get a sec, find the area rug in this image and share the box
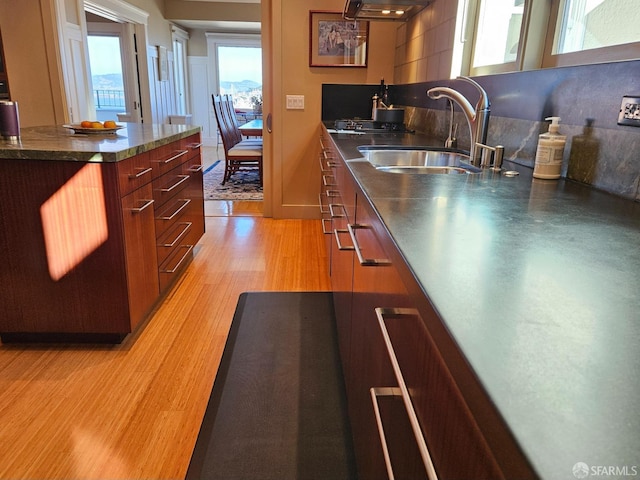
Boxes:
[185,292,356,480]
[203,160,263,201]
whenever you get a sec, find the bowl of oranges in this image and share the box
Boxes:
[64,120,124,134]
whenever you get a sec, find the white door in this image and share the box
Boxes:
[86,20,142,122]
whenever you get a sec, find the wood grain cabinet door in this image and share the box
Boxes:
[121,182,159,330]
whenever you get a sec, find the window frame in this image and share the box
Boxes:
[458,0,640,77]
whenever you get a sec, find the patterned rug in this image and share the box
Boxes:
[203,161,263,201]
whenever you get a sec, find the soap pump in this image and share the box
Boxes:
[533,116,566,179]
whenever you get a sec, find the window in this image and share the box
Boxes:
[543,0,640,67]
[455,0,640,76]
[217,46,262,110]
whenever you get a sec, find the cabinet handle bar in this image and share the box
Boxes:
[130,199,154,214]
[348,223,391,266]
[375,307,439,480]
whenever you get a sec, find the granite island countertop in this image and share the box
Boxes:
[0,123,201,162]
[327,127,640,480]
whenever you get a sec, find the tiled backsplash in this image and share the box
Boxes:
[322,60,640,201]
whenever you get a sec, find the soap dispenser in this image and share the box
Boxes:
[533,117,566,179]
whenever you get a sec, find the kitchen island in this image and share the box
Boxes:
[323,125,640,479]
[0,123,204,343]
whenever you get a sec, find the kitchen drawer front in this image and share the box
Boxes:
[184,134,203,161]
[154,195,191,239]
[152,162,190,209]
[158,244,193,292]
[182,150,205,247]
[156,220,192,266]
[378,306,504,480]
[117,151,153,197]
[150,141,190,179]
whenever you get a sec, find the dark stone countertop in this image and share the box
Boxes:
[0,123,201,162]
[328,128,640,480]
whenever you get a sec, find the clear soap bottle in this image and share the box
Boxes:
[533,117,566,179]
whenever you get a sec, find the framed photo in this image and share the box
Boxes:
[309,11,369,68]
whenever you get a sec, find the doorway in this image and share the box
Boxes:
[85,12,142,123]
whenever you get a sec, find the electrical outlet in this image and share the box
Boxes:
[618,96,640,127]
[286,95,304,110]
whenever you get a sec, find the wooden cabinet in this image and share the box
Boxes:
[0,133,204,342]
[320,133,357,385]
[324,126,529,479]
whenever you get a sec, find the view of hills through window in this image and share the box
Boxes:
[217,46,262,110]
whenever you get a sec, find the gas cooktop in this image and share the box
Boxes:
[333,119,414,134]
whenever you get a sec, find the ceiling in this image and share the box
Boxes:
[170,0,261,33]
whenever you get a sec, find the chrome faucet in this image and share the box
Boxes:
[427,76,490,166]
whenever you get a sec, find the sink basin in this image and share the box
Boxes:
[358,146,481,174]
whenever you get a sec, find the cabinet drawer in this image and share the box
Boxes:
[182,152,205,247]
[152,163,190,208]
[117,151,153,197]
[159,244,193,292]
[184,135,203,160]
[154,196,191,238]
[156,221,192,266]
[376,307,503,480]
[150,141,189,179]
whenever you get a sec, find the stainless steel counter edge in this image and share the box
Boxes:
[0,123,201,162]
[326,126,640,480]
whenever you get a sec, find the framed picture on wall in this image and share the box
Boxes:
[309,11,368,68]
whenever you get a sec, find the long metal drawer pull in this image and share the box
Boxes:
[159,198,191,220]
[319,193,330,214]
[347,223,391,266]
[128,167,153,179]
[370,387,403,480]
[323,174,337,186]
[160,222,192,247]
[318,155,331,173]
[334,228,355,251]
[375,307,439,480]
[130,199,154,214]
[187,142,203,149]
[160,245,193,273]
[159,149,188,164]
[188,164,203,173]
[322,218,332,235]
[160,175,190,192]
[328,203,346,218]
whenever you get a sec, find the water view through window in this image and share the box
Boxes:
[217,46,262,110]
[87,35,125,117]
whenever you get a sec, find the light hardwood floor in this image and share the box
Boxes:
[0,214,330,479]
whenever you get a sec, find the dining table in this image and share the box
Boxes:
[238,118,263,137]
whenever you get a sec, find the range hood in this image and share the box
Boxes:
[343,0,432,21]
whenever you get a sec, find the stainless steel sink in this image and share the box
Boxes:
[358,146,481,174]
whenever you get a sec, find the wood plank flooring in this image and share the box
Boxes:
[0,213,330,479]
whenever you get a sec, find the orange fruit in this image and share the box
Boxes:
[80,120,92,128]
[104,120,117,128]
[91,122,104,129]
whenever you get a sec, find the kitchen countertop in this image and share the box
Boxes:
[0,123,201,162]
[327,127,640,479]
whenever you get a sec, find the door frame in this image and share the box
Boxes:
[84,0,151,123]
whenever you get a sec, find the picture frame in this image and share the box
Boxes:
[309,11,369,68]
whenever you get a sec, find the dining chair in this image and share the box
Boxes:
[212,94,263,186]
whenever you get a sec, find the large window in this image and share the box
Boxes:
[217,46,262,110]
[456,0,640,76]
